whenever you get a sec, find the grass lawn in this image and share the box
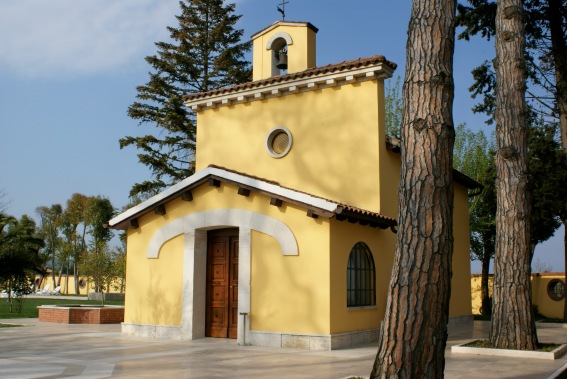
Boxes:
[0,298,124,319]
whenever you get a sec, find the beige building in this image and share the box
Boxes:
[109,21,479,350]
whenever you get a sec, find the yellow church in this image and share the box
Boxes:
[109,21,477,350]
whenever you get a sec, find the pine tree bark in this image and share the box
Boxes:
[370,0,456,377]
[546,0,567,323]
[490,0,538,350]
[480,237,493,315]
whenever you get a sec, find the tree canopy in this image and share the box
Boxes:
[121,0,252,198]
[0,213,44,292]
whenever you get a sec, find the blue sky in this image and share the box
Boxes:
[0,0,563,271]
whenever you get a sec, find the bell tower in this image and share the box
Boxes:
[251,21,318,81]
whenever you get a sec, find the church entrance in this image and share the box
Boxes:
[205,228,239,339]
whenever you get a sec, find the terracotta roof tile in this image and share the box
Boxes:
[183,55,397,102]
[208,164,397,227]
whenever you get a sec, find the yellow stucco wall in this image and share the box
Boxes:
[329,220,395,334]
[251,219,330,335]
[124,182,334,334]
[327,183,473,335]
[450,184,473,317]
[195,80,388,215]
[472,273,567,319]
[125,232,183,326]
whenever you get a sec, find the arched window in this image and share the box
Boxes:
[347,242,376,307]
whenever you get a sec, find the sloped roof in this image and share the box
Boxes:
[183,55,397,103]
[108,165,397,231]
[385,136,483,191]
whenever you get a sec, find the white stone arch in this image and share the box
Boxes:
[265,31,293,50]
[265,32,293,77]
[145,208,298,345]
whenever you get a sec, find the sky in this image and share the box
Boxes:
[0,0,564,272]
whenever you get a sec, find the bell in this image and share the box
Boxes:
[276,52,288,70]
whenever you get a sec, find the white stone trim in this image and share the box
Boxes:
[146,209,298,258]
[265,32,293,50]
[121,323,186,340]
[109,166,340,228]
[265,126,293,158]
[248,328,380,351]
[186,64,394,112]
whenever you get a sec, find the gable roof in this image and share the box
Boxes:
[250,21,319,39]
[108,165,397,231]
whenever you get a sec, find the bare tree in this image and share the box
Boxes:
[0,189,9,213]
[490,0,538,349]
[370,0,457,377]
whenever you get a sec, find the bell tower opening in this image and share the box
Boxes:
[271,37,289,76]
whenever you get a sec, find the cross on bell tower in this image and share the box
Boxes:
[277,0,289,21]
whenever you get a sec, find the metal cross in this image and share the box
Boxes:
[277,0,289,20]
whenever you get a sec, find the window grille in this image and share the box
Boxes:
[347,242,376,307]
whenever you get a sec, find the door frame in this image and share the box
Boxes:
[144,209,299,345]
[205,228,239,339]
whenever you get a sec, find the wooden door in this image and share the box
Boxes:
[205,229,239,339]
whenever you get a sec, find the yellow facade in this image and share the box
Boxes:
[195,81,386,215]
[471,273,566,319]
[113,21,476,350]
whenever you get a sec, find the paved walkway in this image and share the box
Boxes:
[0,319,566,378]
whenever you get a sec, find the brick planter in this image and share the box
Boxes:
[38,305,124,324]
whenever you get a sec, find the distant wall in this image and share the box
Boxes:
[33,275,125,296]
[471,273,567,319]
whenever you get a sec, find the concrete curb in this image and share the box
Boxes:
[451,341,567,360]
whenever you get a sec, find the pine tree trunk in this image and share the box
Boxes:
[480,240,492,315]
[546,0,567,323]
[564,220,567,322]
[490,0,538,350]
[370,0,456,377]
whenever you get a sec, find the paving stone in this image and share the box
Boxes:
[0,319,566,378]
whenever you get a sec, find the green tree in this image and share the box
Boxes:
[0,189,9,213]
[81,242,114,303]
[0,214,44,312]
[457,0,567,135]
[82,196,115,293]
[36,204,63,285]
[453,124,497,315]
[61,193,89,294]
[458,0,567,322]
[86,196,114,254]
[385,76,403,138]
[120,0,252,197]
[528,123,567,252]
[112,245,127,293]
[370,0,457,376]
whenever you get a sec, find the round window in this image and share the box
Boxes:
[547,279,566,301]
[266,126,292,158]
